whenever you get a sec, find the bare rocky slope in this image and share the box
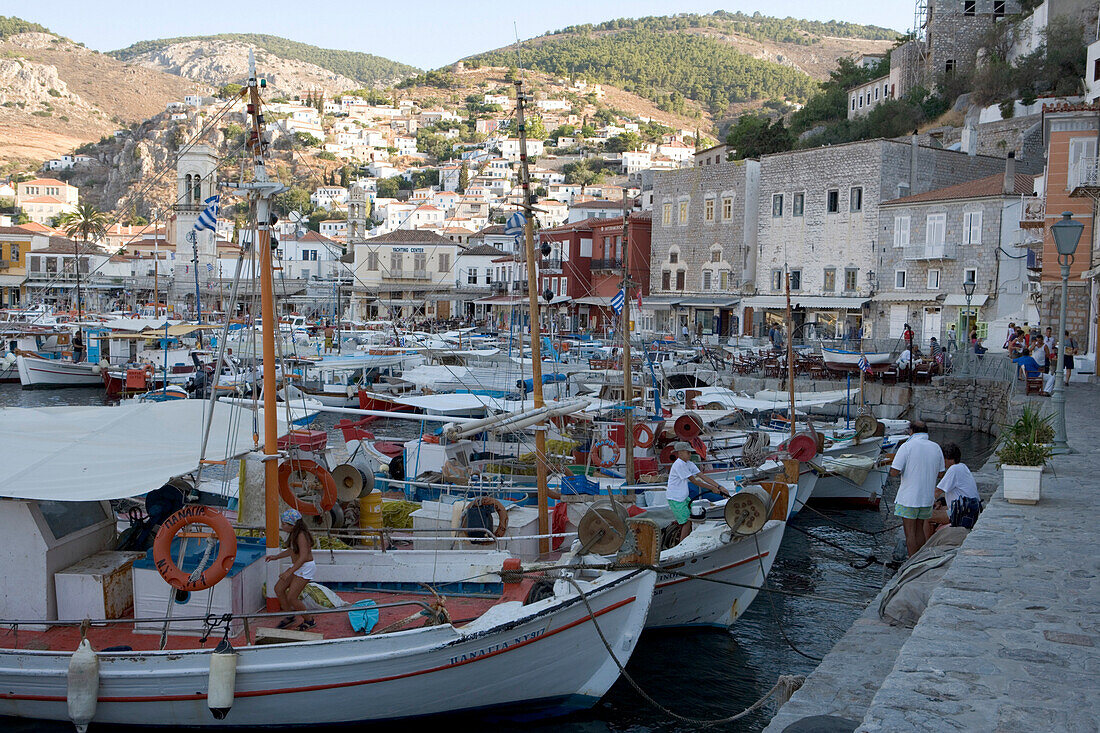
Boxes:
[115,40,362,96]
[0,32,206,168]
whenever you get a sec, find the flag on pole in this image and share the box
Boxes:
[504,211,525,246]
[193,195,220,233]
[857,354,873,373]
[636,288,643,311]
[610,288,625,315]
[206,263,214,274]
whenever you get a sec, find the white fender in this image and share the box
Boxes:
[207,639,238,719]
[67,638,99,733]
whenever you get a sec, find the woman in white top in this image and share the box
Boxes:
[931,443,982,529]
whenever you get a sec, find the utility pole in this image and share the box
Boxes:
[620,193,635,484]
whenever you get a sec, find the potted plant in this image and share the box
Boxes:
[996,405,1054,504]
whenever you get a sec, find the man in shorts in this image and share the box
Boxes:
[889,419,945,556]
[667,441,729,543]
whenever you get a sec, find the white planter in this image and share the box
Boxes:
[1002,464,1044,504]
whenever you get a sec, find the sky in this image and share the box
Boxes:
[3,1,914,69]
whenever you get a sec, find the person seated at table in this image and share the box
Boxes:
[895,347,914,370]
[1013,348,1054,393]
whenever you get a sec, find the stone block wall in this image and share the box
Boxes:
[1040,281,1092,342]
[929,115,1044,174]
[650,160,755,295]
[926,0,1023,79]
[915,376,1011,434]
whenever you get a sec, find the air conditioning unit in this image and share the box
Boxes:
[1027,282,1041,294]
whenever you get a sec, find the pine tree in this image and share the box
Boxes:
[458,163,469,193]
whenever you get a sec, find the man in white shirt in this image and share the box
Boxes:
[666,441,729,543]
[889,419,945,556]
[895,348,913,370]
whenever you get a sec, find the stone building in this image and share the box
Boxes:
[649,159,759,338]
[350,229,458,320]
[875,160,1038,348]
[746,138,1006,340]
[923,0,1022,80]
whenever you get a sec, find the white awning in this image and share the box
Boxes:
[0,401,286,501]
[872,293,943,303]
[741,295,868,310]
[0,275,23,287]
[942,294,989,307]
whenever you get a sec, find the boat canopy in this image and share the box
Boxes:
[0,401,283,501]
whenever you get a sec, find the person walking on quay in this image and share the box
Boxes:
[889,419,945,556]
[323,320,335,353]
[666,441,730,544]
[1061,330,1078,384]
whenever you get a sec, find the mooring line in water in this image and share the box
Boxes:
[785,523,899,570]
[562,575,802,726]
[751,533,825,662]
[793,500,903,536]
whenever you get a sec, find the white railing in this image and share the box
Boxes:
[903,241,958,260]
[1072,157,1100,189]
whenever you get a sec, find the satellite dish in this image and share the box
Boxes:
[576,501,629,555]
[723,486,771,535]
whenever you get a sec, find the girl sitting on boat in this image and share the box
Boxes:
[265,508,317,630]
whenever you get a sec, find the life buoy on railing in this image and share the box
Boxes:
[633,423,656,448]
[278,459,338,516]
[458,496,509,544]
[152,505,237,592]
[591,438,620,468]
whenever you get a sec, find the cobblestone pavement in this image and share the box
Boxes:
[766,383,1100,732]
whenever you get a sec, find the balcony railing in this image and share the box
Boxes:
[903,241,958,260]
[386,270,430,281]
[1069,157,1100,191]
[0,260,9,270]
[539,258,563,272]
[1020,197,1045,229]
[591,258,623,271]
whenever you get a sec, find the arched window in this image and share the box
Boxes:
[191,173,201,203]
[184,174,192,202]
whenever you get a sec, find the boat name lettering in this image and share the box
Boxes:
[449,628,545,665]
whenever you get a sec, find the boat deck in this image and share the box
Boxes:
[0,583,536,653]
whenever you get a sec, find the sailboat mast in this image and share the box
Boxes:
[785,269,795,440]
[514,77,550,556]
[242,54,285,608]
[620,194,635,484]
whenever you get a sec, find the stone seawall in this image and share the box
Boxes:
[729,375,1011,434]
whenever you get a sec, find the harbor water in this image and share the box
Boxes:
[0,385,995,732]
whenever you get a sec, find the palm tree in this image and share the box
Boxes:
[58,204,109,322]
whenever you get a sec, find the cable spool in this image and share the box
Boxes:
[854,414,880,440]
[723,485,771,535]
[331,463,373,502]
[659,443,676,464]
[674,412,703,439]
[785,433,818,462]
[576,500,630,555]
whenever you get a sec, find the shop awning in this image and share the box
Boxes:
[742,295,868,310]
[942,294,989,307]
[0,275,23,287]
[677,296,740,308]
[872,292,944,303]
[637,295,682,311]
[573,295,613,306]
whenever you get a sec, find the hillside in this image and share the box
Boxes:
[396,66,714,137]
[0,28,206,168]
[469,12,897,118]
[111,34,419,92]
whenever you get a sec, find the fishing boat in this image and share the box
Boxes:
[820,346,892,370]
[16,352,102,388]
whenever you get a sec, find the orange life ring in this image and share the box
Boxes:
[591,438,620,468]
[144,364,155,378]
[152,505,237,592]
[461,496,509,544]
[633,423,655,448]
[278,459,338,516]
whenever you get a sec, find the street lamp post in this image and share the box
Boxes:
[962,280,976,356]
[1049,211,1082,453]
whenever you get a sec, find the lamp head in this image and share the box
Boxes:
[1051,211,1083,257]
[963,280,976,297]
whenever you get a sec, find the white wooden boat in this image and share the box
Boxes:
[820,347,892,369]
[16,353,102,388]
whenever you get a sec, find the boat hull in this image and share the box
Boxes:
[647,519,785,629]
[16,354,102,388]
[0,569,654,727]
[820,348,892,369]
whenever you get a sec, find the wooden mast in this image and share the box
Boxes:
[620,194,635,484]
[514,77,551,556]
[242,53,286,609]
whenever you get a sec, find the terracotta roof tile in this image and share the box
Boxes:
[883,173,1036,205]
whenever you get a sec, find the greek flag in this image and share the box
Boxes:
[857,354,873,373]
[206,263,214,274]
[504,211,525,245]
[193,195,220,233]
[610,288,625,315]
